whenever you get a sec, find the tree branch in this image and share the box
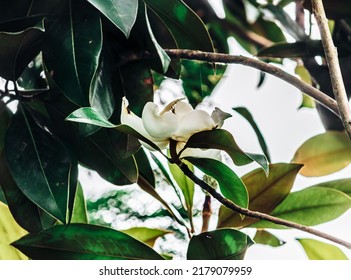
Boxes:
[312,0,351,138]
[118,49,340,117]
[178,162,351,250]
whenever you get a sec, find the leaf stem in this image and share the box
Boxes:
[311,0,351,138]
[118,49,340,117]
[178,161,351,250]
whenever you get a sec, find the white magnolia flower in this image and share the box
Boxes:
[121,97,230,157]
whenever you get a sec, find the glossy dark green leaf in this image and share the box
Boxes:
[0,102,12,152]
[297,238,348,260]
[135,148,155,188]
[0,202,28,260]
[4,106,78,223]
[252,187,351,229]
[181,60,226,107]
[253,230,285,247]
[257,41,324,58]
[0,18,45,80]
[183,129,268,174]
[292,131,351,177]
[87,0,138,37]
[66,107,116,128]
[12,224,164,260]
[185,157,248,209]
[217,163,301,228]
[43,0,102,106]
[0,153,56,232]
[316,178,351,197]
[187,229,253,260]
[233,107,271,162]
[0,187,6,205]
[144,0,213,52]
[71,182,88,224]
[121,227,172,247]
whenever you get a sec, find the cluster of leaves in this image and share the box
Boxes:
[0,0,351,260]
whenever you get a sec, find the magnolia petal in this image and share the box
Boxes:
[211,107,232,128]
[142,102,178,139]
[174,102,193,121]
[121,98,168,150]
[173,110,215,141]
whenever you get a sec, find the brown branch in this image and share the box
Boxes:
[312,0,351,138]
[179,162,351,250]
[118,49,340,117]
[201,194,212,233]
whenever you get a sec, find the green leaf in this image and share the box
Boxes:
[121,227,172,247]
[262,3,307,41]
[43,0,102,106]
[185,157,248,209]
[12,224,164,260]
[71,182,88,224]
[252,187,351,229]
[298,238,348,260]
[292,131,351,177]
[145,0,213,52]
[316,178,351,197]
[4,106,78,223]
[253,230,285,247]
[187,229,253,260]
[66,107,116,128]
[0,101,12,153]
[0,18,45,80]
[135,148,155,188]
[233,107,271,162]
[0,202,28,260]
[184,129,268,174]
[217,163,302,228]
[295,65,315,109]
[0,152,56,232]
[168,160,194,227]
[87,0,138,37]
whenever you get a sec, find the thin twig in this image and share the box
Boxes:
[179,162,351,250]
[118,49,340,117]
[312,0,351,138]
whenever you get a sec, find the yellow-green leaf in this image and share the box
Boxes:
[292,131,351,176]
[0,202,28,260]
[217,163,301,228]
[295,65,315,109]
[121,227,172,247]
[297,238,348,260]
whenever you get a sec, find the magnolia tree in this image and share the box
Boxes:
[1,0,351,260]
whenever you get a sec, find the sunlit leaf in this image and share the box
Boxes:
[71,182,88,224]
[5,106,78,223]
[218,163,301,228]
[0,202,28,260]
[12,224,164,260]
[184,129,268,174]
[295,65,315,109]
[316,178,351,197]
[187,229,253,260]
[185,157,248,209]
[292,131,351,176]
[66,107,116,128]
[253,230,285,247]
[252,187,351,229]
[87,0,138,37]
[169,160,194,227]
[121,227,172,247]
[233,107,271,162]
[297,238,348,260]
